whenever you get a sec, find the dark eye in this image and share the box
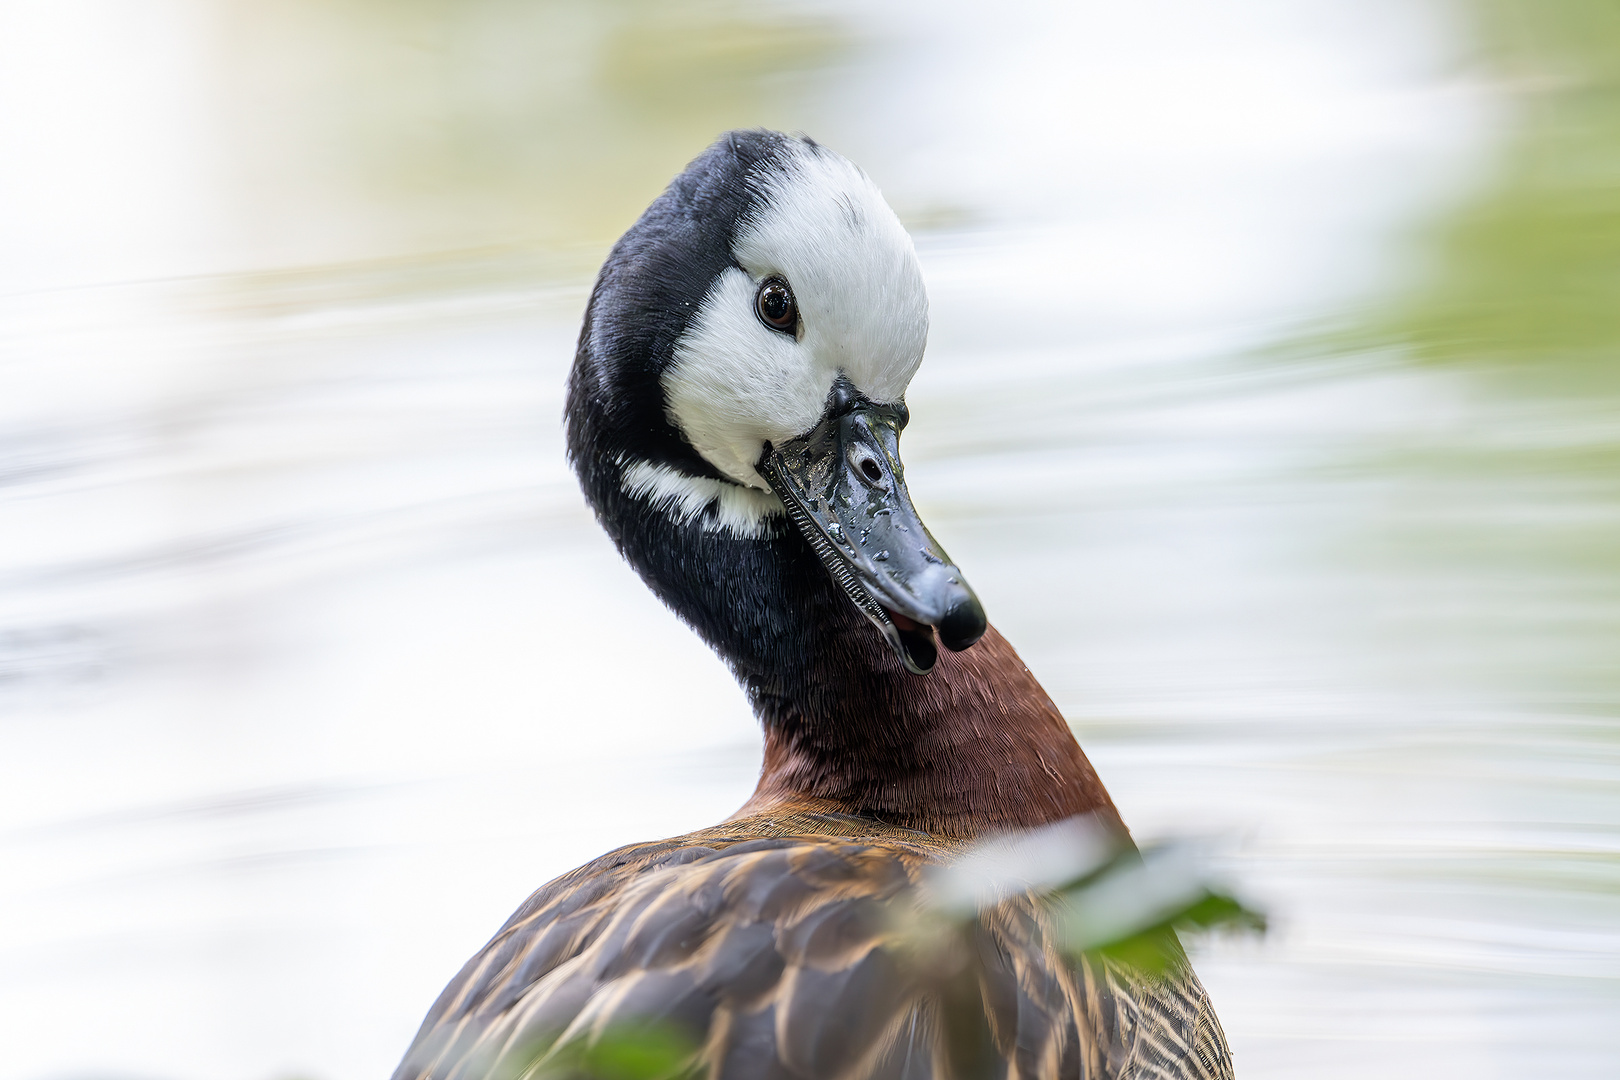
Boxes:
[755,277,798,333]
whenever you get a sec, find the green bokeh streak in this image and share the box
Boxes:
[1289,1,1620,715]
[211,0,848,254]
[1384,0,1620,381]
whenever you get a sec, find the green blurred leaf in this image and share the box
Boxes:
[1044,841,1266,972]
[919,819,1265,982]
[512,1022,700,1080]
[575,1024,699,1080]
[1081,891,1269,975]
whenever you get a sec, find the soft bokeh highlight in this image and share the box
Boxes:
[2,2,1616,1078]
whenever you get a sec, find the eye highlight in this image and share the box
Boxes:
[755,277,798,334]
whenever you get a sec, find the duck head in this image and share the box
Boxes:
[566,131,985,682]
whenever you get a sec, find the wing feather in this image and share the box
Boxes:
[393,823,1232,1080]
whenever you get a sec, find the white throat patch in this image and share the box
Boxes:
[662,142,929,489]
[619,458,785,538]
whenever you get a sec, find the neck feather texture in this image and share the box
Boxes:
[735,620,1120,839]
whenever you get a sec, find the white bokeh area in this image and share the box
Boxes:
[4,3,1617,1080]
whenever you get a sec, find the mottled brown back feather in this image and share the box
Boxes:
[393,813,1232,1080]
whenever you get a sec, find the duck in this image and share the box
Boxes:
[392,130,1232,1080]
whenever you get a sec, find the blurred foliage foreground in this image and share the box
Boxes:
[465,818,1262,1080]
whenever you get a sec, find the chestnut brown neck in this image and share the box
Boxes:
[735,624,1120,840]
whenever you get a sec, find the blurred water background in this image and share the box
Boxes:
[2,1,1617,1077]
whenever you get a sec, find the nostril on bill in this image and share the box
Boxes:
[849,446,886,486]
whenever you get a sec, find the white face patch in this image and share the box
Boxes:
[662,143,929,488]
[619,457,785,538]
